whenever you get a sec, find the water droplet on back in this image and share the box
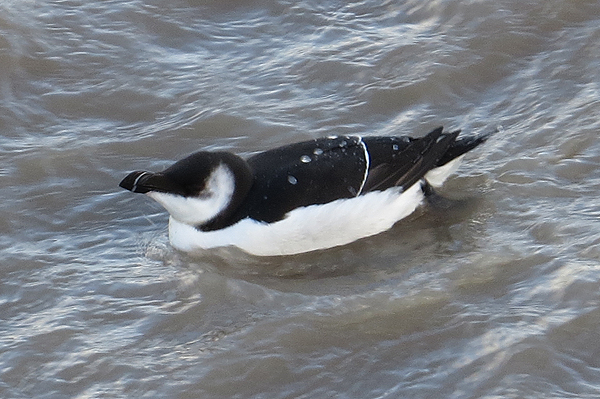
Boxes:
[392,144,399,151]
[313,148,323,155]
[287,175,298,185]
[300,155,311,163]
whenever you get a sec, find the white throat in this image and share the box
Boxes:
[147,163,235,226]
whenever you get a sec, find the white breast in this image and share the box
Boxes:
[168,181,425,256]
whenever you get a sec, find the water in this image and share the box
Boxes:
[2,0,600,397]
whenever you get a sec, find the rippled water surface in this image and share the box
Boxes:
[2,0,600,397]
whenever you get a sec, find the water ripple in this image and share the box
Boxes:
[2,0,600,397]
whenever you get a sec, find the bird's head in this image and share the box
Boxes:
[119,151,253,227]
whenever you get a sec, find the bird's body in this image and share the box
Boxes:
[120,127,490,256]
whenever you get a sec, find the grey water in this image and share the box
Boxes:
[2,0,600,398]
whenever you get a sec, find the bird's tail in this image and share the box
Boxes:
[436,128,495,167]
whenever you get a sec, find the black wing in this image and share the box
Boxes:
[226,127,487,226]
[361,127,460,193]
[234,136,368,223]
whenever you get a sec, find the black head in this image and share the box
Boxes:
[120,152,249,196]
[119,151,254,227]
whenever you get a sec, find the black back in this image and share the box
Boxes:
[230,135,368,224]
[222,127,478,228]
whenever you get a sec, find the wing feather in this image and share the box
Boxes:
[362,127,459,193]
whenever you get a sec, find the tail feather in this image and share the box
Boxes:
[436,129,494,167]
[423,128,495,187]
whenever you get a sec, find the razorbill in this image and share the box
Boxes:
[119,127,491,256]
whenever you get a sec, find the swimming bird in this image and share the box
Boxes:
[119,127,491,256]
